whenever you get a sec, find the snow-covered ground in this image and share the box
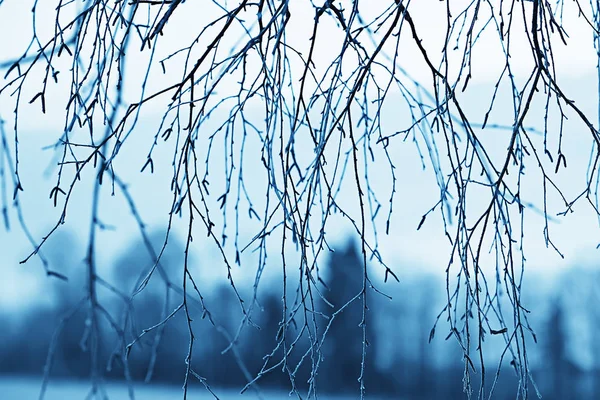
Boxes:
[0,376,393,399]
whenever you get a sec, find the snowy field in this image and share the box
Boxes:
[0,376,394,399]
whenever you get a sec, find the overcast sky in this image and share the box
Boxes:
[1,0,600,311]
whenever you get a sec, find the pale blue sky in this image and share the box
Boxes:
[1,0,600,311]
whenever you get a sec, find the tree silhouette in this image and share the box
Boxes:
[108,231,188,383]
[545,298,568,400]
[320,240,377,393]
[240,290,288,388]
[1,1,600,398]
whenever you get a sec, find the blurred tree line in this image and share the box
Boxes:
[0,230,599,399]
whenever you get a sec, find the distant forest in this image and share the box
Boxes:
[1,230,599,399]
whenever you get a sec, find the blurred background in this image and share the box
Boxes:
[1,228,599,399]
